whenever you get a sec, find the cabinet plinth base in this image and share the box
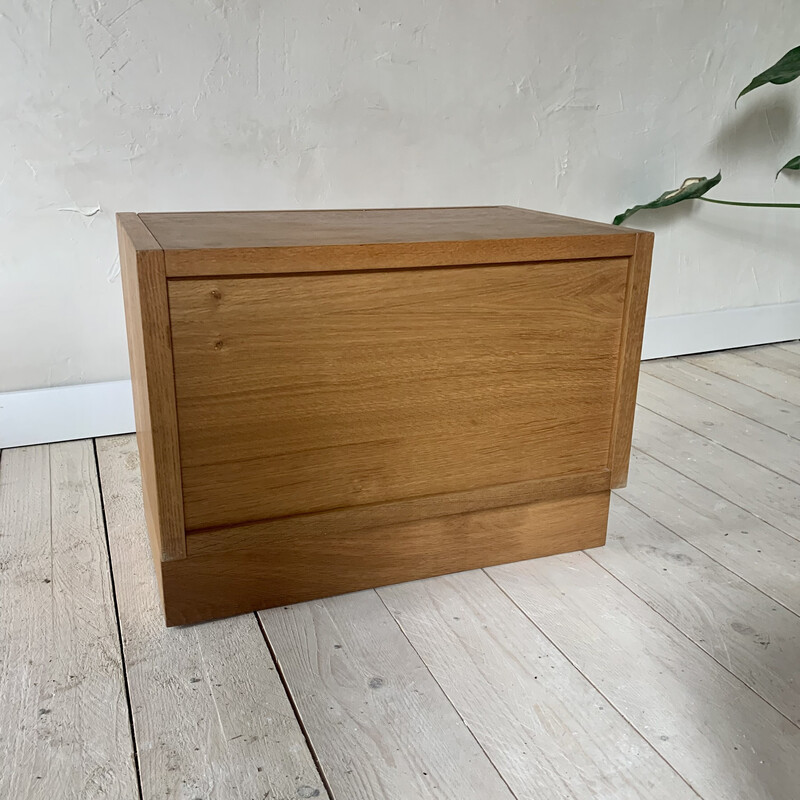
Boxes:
[159,491,610,626]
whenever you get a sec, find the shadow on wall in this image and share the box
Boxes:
[712,96,796,160]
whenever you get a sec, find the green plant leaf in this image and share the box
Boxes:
[613,172,722,225]
[777,155,800,178]
[736,45,800,105]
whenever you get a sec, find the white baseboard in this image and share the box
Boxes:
[2,302,799,448]
[641,301,800,360]
[0,380,135,449]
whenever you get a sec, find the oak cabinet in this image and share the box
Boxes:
[117,206,652,625]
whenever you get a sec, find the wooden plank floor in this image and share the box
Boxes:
[2,342,799,799]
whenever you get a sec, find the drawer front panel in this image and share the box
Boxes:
[169,260,628,531]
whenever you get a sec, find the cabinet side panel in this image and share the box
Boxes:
[117,214,186,561]
[609,232,654,487]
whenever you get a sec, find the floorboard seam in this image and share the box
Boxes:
[482,567,705,799]
[637,403,800,489]
[640,369,800,439]
[612,488,800,620]
[678,354,799,404]
[92,438,145,800]
[738,350,800,374]
[372,587,522,800]
[584,551,800,732]
[629,442,800,545]
[254,612,337,800]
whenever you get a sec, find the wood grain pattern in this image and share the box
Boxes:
[379,571,697,800]
[636,371,800,483]
[0,443,137,800]
[609,231,653,487]
[138,206,639,276]
[117,213,185,561]
[489,552,800,800]
[163,492,609,626]
[258,590,518,800]
[595,495,800,725]
[186,468,611,556]
[170,260,627,530]
[621,449,800,617]
[642,357,800,439]
[633,406,800,541]
[95,435,329,800]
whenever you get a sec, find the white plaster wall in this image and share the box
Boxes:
[2,0,799,392]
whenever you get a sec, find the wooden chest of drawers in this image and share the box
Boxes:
[117,206,652,625]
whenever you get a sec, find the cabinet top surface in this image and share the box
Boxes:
[134,206,636,251]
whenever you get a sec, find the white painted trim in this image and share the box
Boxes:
[0,380,135,449]
[2,302,799,448]
[641,301,800,360]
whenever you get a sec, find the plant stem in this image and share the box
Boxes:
[699,197,800,208]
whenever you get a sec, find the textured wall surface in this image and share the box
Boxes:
[2,0,799,391]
